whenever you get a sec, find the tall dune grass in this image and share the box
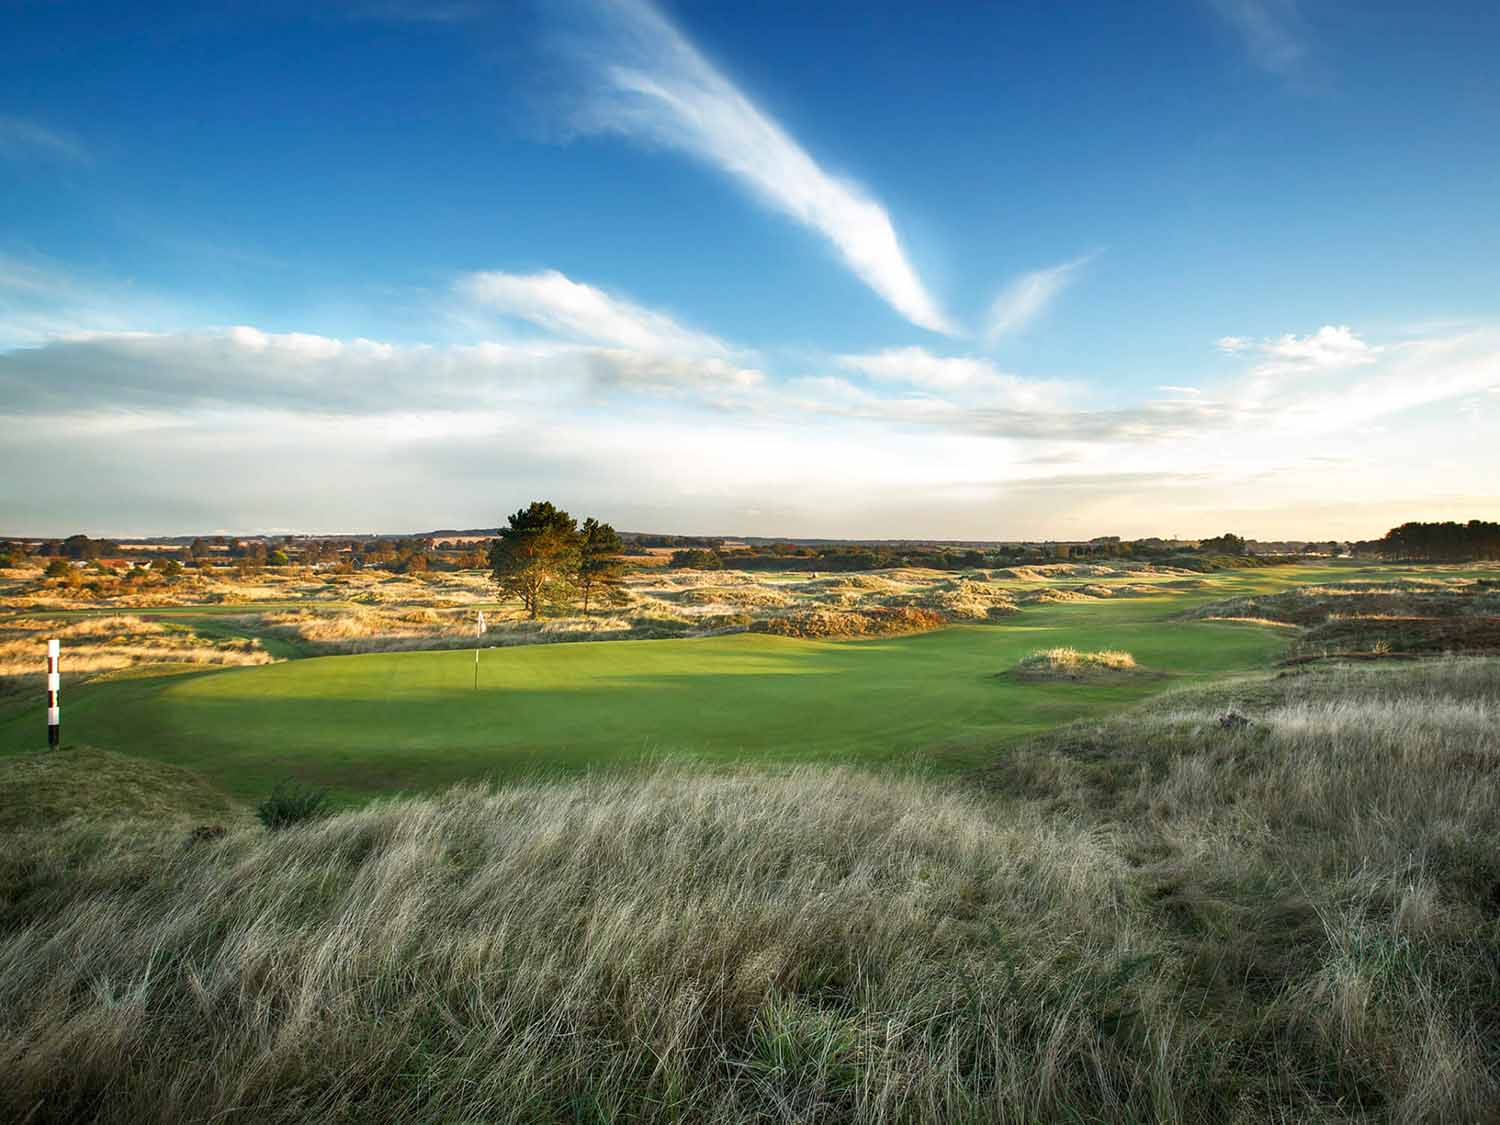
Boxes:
[0,615,272,693]
[2,660,1498,1121]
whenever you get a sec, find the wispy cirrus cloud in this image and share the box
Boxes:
[0,114,90,164]
[1207,0,1308,77]
[551,0,953,335]
[983,256,1090,344]
[458,269,730,356]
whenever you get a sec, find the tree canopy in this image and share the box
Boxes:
[578,518,626,617]
[1198,533,1247,555]
[1376,520,1500,560]
[489,502,584,619]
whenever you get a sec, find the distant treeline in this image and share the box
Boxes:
[1373,520,1500,561]
[670,541,1295,573]
[0,533,491,575]
[7,518,1499,576]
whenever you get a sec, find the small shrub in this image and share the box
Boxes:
[184,824,227,847]
[256,781,330,831]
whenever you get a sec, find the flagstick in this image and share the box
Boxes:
[473,609,485,691]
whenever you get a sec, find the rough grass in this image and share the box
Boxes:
[1189,580,1500,661]
[0,614,273,697]
[3,659,1498,1121]
[979,658,1500,1120]
[749,606,946,639]
[0,746,242,833]
[1014,647,1140,680]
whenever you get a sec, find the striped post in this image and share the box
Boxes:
[46,639,60,748]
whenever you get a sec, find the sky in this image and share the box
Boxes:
[2,0,1497,540]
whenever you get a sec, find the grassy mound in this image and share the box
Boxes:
[0,747,241,833]
[1013,646,1141,680]
[4,659,1498,1121]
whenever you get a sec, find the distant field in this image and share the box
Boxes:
[2,562,1491,801]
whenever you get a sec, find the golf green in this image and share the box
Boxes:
[0,593,1290,800]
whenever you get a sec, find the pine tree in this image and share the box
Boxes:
[577,518,626,617]
[489,501,582,619]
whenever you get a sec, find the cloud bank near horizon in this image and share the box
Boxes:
[2,257,1495,540]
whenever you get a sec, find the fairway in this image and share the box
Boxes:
[0,591,1291,800]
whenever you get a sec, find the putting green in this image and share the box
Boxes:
[0,591,1292,800]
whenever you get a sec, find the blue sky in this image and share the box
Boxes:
[2,0,1497,538]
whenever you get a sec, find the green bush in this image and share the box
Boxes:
[256,781,330,831]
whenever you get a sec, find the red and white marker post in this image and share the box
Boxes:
[46,638,61,748]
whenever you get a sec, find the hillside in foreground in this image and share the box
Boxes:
[3,658,1497,1123]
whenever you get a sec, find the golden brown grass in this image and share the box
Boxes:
[1014,647,1139,679]
[1,556,1286,655]
[0,747,243,833]
[3,660,1497,1120]
[0,614,272,696]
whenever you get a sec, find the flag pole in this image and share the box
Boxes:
[474,609,485,691]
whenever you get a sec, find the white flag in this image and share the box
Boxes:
[476,610,486,636]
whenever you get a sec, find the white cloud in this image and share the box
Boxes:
[555,0,952,334]
[3,288,1498,538]
[0,115,89,164]
[1207,0,1307,76]
[837,346,1063,411]
[1259,330,1500,433]
[458,269,729,356]
[0,326,764,415]
[1216,336,1251,353]
[983,257,1089,343]
[1247,324,1381,376]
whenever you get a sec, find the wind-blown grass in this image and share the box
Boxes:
[3,659,1498,1121]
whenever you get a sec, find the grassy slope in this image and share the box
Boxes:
[3,659,1496,1123]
